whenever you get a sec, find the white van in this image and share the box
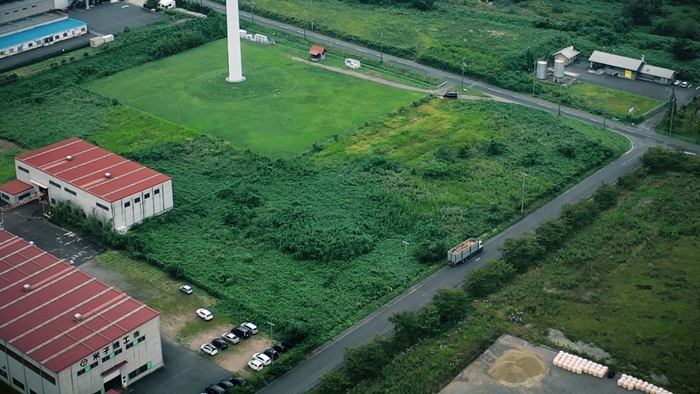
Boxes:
[157,0,175,9]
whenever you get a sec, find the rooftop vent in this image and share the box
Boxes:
[29,241,35,246]
[74,313,83,321]
[23,284,32,291]
[66,155,73,161]
[104,172,112,179]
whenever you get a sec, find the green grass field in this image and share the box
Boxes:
[567,83,663,117]
[88,39,425,158]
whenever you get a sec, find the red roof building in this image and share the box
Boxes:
[14,138,173,233]
[309,45,326,61]
[0,229,163,394]
[0,179,35,205]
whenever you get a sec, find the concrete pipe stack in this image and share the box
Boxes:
[616,374,672,394]
[552,351,608,378]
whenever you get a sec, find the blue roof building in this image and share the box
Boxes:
[0,18,87,59]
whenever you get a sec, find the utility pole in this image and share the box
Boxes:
[251,0,256,23]
[669,94,675,136]
[267,321,275,362]
[558,83,562,116]
[402,240,409,285]
[461,57,466,90]
[602,91,609,130]
[380,32,383,63]
[520,173,528,214]
[310,0,314,31]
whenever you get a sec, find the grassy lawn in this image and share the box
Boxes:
[568,83,663,118]
[88,39,426,158]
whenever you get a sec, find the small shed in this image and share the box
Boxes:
[0,179,35,205]
[309,45,326,61]
[553,46,581,65]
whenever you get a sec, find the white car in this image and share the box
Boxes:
[680,81,689,88]
[248,359,264,371]
[222,332,240,345]
[200,343,218,356]
[179,285,193,295]
[196,308,213,321]
[673,80,681,86]
[252,352,271,366]
[241,322,258,334]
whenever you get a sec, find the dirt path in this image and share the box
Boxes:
[290,56,496,101]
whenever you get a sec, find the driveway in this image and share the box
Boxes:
[0,2,166,71]
[566,61,700,105]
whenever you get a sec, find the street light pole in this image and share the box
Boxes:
[520,173,528,214]
[669,94,676,136]
[251,0,256,23]
[558,83,562,116]
[402,241,409,285]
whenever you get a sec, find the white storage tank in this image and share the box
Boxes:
[536,60,547,79]
[103,34,114,43]
[554,59,565,78]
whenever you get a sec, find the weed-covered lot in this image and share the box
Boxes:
[88,39,426,158]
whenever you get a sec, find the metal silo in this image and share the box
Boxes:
[554,59,565,78]
[536,60,547,79]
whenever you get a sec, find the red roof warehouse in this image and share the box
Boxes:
[13,138,174,233]
[0,230,163,393]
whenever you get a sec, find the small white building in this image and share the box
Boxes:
[0,229,163,394]
[0,179,34,205]
[15,138,174,233]
[0,18,87,60]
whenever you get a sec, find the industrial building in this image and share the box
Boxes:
[0,179,34,205]
[553,46,580,65]
[11,137,173,233]
[0,18,86,59]
[588,50,675,85]
[0,229,163,394]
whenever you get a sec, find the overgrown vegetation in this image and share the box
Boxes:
[320,147,700,394]
[658,94,700,142]
[225,0,700,86]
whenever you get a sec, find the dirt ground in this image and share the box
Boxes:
[185,324,273,375]
[0,139,22,152]
[440,334,624,394]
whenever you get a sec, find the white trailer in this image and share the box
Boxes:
[447,238,483,266]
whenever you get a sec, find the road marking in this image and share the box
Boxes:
[397,60,407,65]
[487,88,502,93]
[475,258,480,262]
[621,157,636,166]
[540,104,553,109]
[358,49,367,53]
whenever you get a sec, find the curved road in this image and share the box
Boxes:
[193,4,699,393]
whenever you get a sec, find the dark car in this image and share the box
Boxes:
[272,343,287,354]
[263,348,280,360]
[211,338,228,350]
[281,340,296,349]
[229,376,247,386]
[231,326,252,339]
[204,385,226,394]
[216,380,234,390]
[443,91,459,99]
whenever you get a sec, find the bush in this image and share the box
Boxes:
[432,288,470,324]
[559,199,600,230]
[343,337,392,383]
[465,259,516,297]
[499,235,545,272]
[593,182,620,210]
[535,218,571,252]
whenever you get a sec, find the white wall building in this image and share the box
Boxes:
[15,137,173,233]
[0,230,163,394]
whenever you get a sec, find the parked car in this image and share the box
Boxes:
[231,326,252,339]
[281,340,296,349]
[200,343,218,356]
[443,91,459,99]
[272,343,287,354]
[179,285,193,295]
[263,348,280,360]
[241,322,259,334]
[211,338,228,350]
[204,384,226,394]
[229,376,247,386]
[216,380,234,390]
[252,352,272,366]
[248,359,264,371]
[196,308,213,321]
[680,81,689,88]
[221,332,240,345]
[674,80,681,86]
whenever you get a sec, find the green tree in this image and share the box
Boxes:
[343,337,390,383]
[499,235,545,272]
[432,288,470,324]
[534,218,571,252]
[464,260,516,297]
[592,182,620,210]
[671,38,699,60]
[559,200,600,230]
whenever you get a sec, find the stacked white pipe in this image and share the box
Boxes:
[552,351,608,378]
[616,373,673,394]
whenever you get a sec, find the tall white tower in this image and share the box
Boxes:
[226,0,245,83]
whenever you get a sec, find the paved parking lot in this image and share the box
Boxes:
[566,61,700,105]
[0,1,165,70]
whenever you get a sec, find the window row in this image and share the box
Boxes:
[101,347,123,363]
[64,187,76,196]
[123,189,160,208]
[127,361,153,381]
[49,180,61,188]
[96,202,109,211]
[17,165,29,173]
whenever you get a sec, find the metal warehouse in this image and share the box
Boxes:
[588,50,675,84]
[0,230,163,394]
[14,138,173,233]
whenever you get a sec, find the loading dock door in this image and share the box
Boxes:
[625,69,632,79]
